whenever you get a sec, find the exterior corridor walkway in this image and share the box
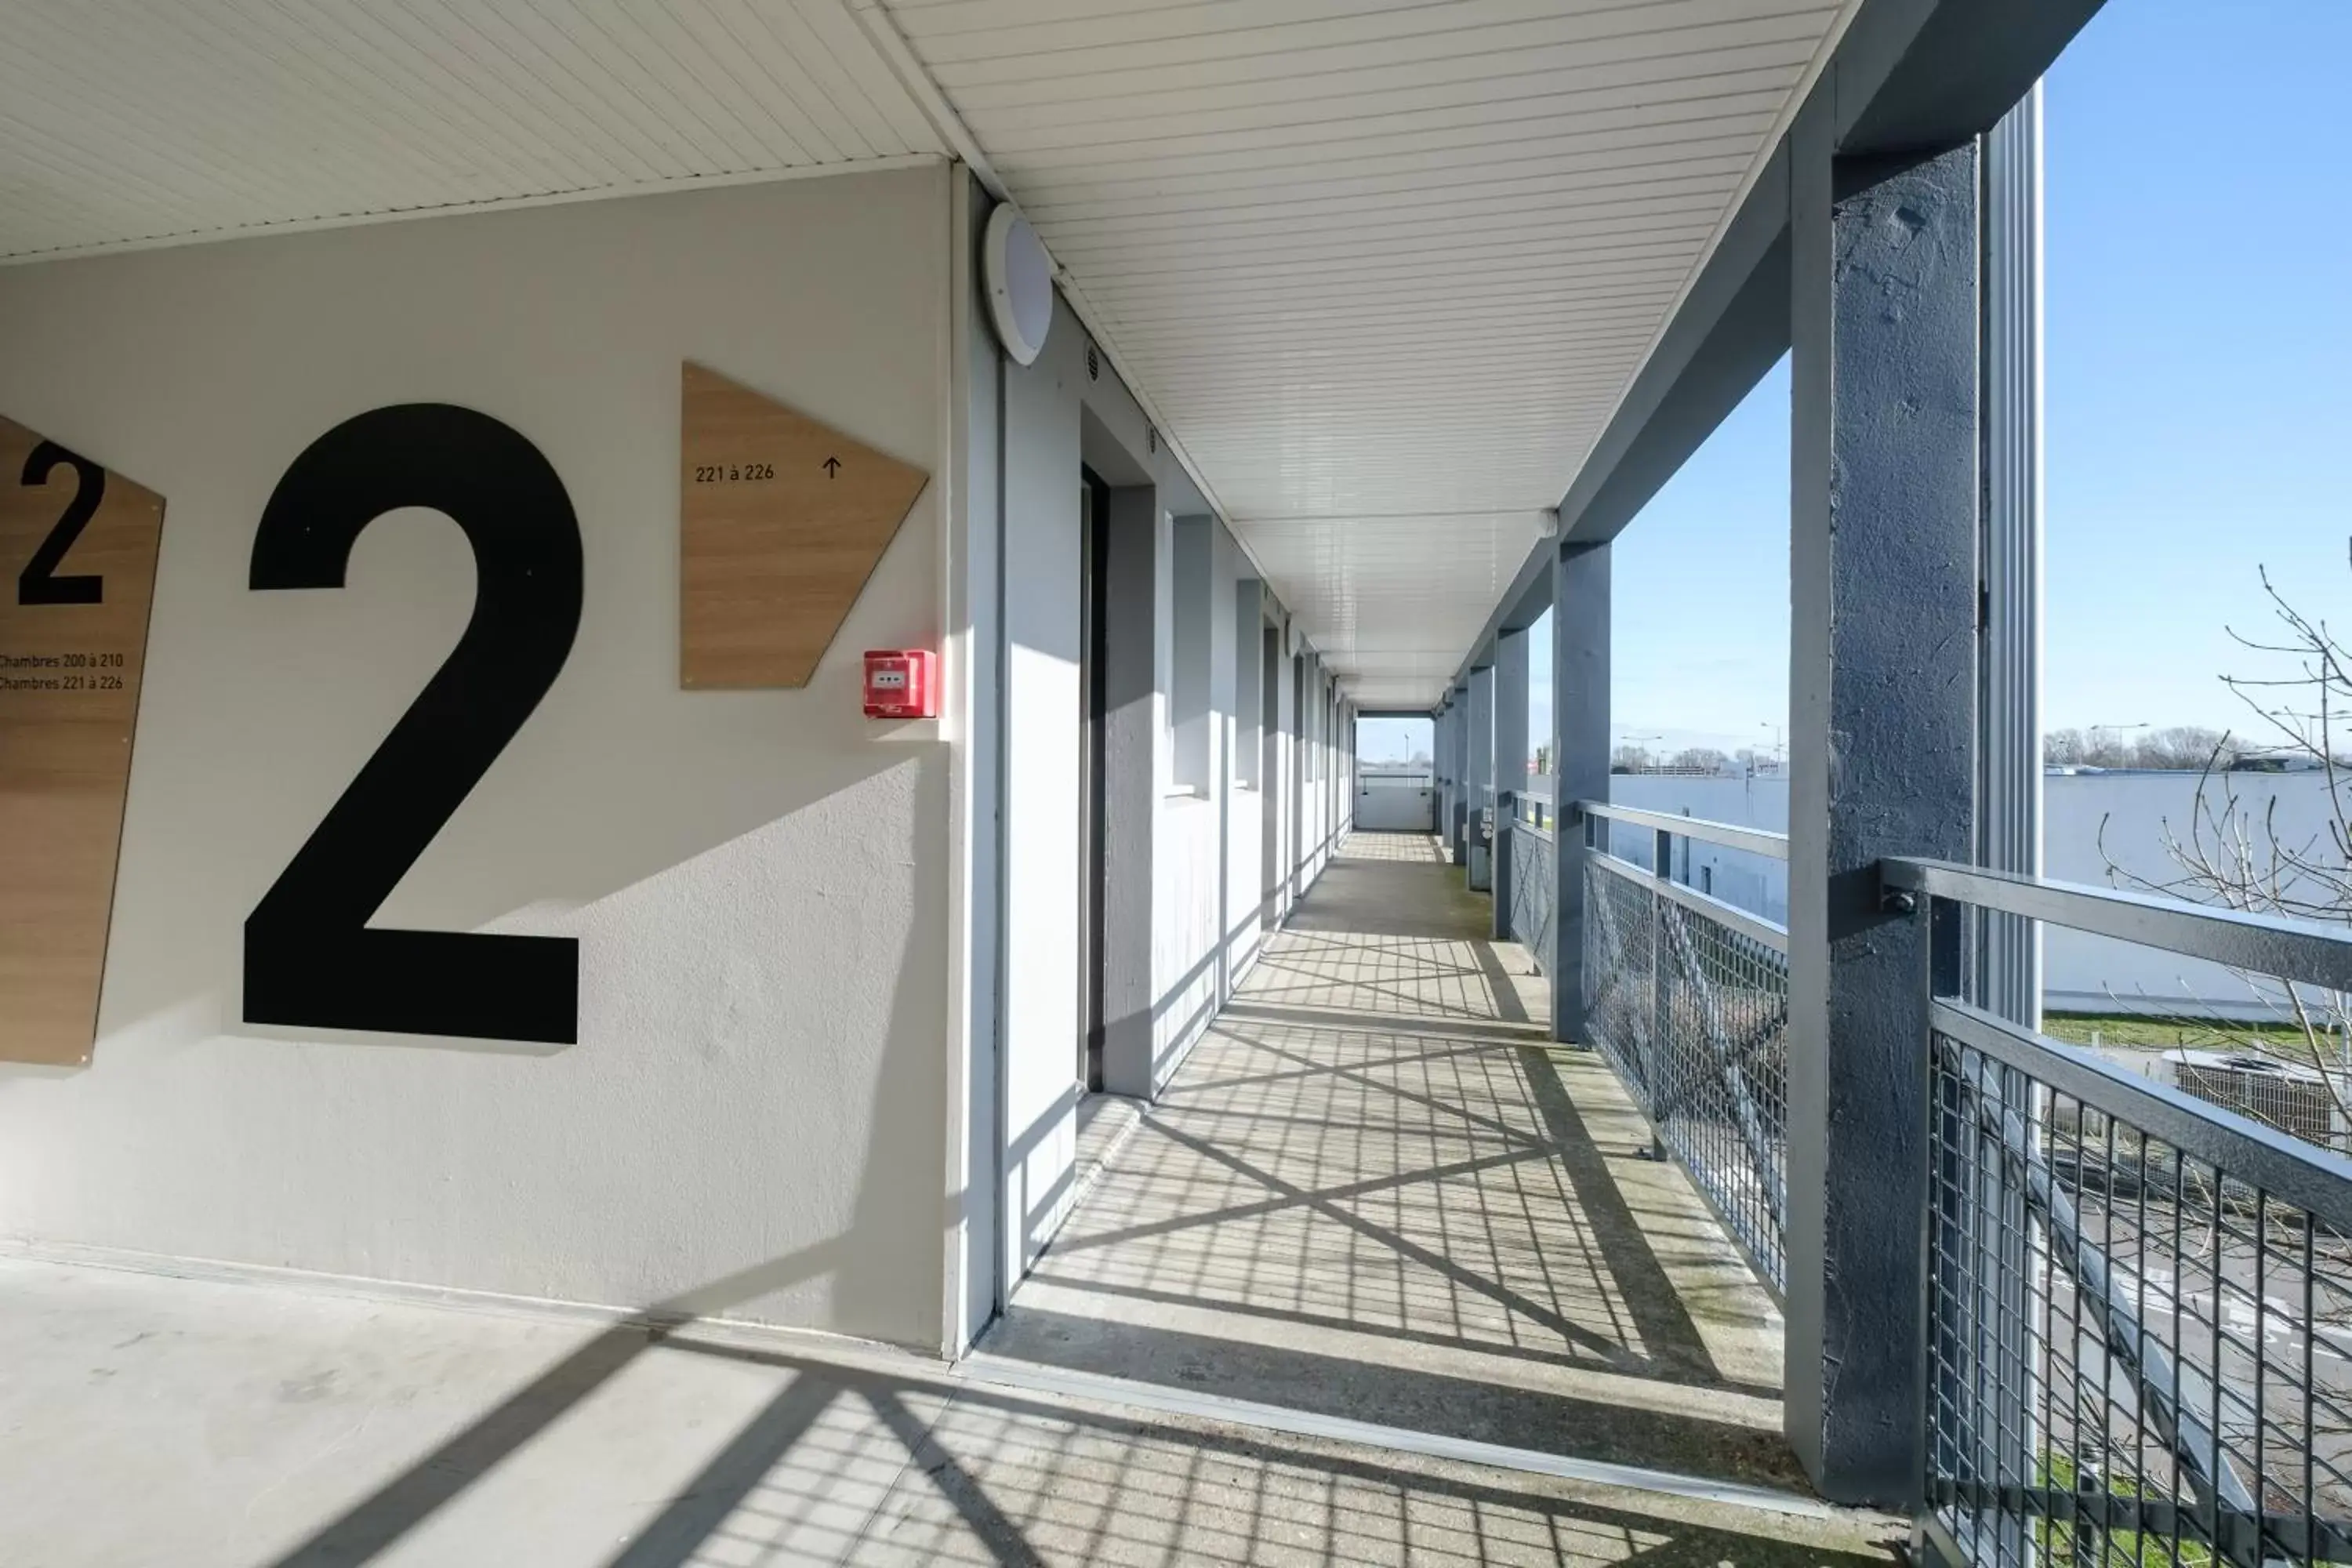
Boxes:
[985,833,1864,1523]
[0,832,1897,1566]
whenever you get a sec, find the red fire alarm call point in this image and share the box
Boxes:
[862,649,936,720]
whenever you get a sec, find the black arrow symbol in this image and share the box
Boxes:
[822,456,840,478]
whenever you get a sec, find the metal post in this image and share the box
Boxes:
[1432,702,1446,848]
[1493,627,1529,940]
[1647,824,1675,1156]
[1979,85,2045,1029]
[1785,95,1981,1507]
[1552,541,1610,1043]
[1434,700,1452,849]
[1976,88,2047,1567]
[1449,679,1472,866]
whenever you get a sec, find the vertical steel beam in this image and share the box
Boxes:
[1785,98,1980,1506]
[1551,541,1610,1042]
[1493,629,1530,939]
[1978,86,2045,1026]
[1971,89,2046,1561]
[1432,702,1448,848]
[1429,702,1446,848]
[1439,681,1458,865]
[1441,688,1456,863]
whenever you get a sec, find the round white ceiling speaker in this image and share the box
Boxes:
[983,206,1053,368]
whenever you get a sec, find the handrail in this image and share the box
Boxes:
[1588,846,1788,953]
[1933,997,2352,1225]
[1884,856,2352,994]
[1573,800,1789,861]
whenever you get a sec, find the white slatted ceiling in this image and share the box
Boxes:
[887,0,1846,706]
[0,1,944,261]
[0,1,1845,708]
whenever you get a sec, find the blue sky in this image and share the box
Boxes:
[1363,0,2352,768]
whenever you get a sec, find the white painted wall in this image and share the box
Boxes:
[942,171,1001,1355]
[996,292,1085,1277]
[1149,517,1270,1092]
[984,260,1221,1265]
[1357,782,1439,833]
[970,220,1340,1287]
[0,169,954,1347]
[2043,771,2347,1016]
[1221,546,1265,988]
[1154,797,1223,1086]
[1608,774,1791,924]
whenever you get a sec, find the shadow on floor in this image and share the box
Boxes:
[985,833,1802,1497]
[5,1251,1898,1565]
[1283,833,1499,942]
[312,1330,1893,1565]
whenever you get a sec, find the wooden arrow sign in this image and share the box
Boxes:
[0,415,165,1065]
[678,362,928,689]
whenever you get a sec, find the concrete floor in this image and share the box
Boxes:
[989,832,1825,1496]
[0,1254,1893,1566]
[0,832,1897,1564]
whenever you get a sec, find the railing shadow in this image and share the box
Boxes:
[211,1280,1886,1565]
[985,828,1800,1494]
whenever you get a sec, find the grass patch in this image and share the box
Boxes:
[2043,1011,2324,1054]
[2033,1454,2216,1568]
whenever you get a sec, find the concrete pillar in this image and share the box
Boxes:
[1493,629,1528,940]
[1171,516,1214,793]
[1551,542,1609,1041]
[1465,663,1494,891]
[1271,627,1295,924]
[1784,99,1980,1506]
[1100,486,1163,1098]
[1287,646,1305,902]
[1304,655,1324,877]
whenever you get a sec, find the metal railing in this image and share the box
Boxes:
[1500,791,1555,969]
[1892,858,2352,1568]
[1565,811,2352,1562]
[1576,801,1791,1293]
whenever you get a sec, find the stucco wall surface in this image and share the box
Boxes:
[0,169,953,1347]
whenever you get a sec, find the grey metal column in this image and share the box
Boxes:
[1493,628,1529,940]
[1551,540,1610,1042]
[1784,97,1980,1508]
[1432,700,1450,848]
[1465,662,1494,891]
[1439,681,1458,865]
[1979,85,2044,1026]
[1969,88,2046,1565]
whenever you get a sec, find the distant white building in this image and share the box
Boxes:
[1566,768,2352,1019]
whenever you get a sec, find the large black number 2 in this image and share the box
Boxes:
[20,440,106,604]
[245,405,583,1044]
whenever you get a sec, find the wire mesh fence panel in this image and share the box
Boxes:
[1584,858,1657,1107]
[1929,1020,2352,1568]
[1650,898,1790,1290]
[1583,855,1789,1294]
[1508,824,1554,970]
[2170,1064,2349,1157]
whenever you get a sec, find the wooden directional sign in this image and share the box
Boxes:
[0,416,165,1065]
[679,362,929,689]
